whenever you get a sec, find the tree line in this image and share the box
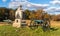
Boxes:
[0,7,60,21]
[0,7,15,21]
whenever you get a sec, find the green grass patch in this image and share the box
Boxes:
[0,25,60,36]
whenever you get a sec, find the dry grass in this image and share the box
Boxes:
[0,21,60,27]
[0,22,9,26]
[51,21,60,27]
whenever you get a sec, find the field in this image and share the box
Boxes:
[51,21,60,27]
[0,21,60,36]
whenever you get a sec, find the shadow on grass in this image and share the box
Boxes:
[29,26,59,31]
[50,27,58,31]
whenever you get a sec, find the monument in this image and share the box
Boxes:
[13,5,23,28]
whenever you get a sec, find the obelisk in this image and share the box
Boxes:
[13,5,22,28]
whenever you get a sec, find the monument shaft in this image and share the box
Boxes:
[13,5,22,28]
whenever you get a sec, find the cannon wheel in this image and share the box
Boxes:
[29,20,38,29]
[42,20,50,31]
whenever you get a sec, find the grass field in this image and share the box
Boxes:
[0,21,60,36]
[0,25,59,36]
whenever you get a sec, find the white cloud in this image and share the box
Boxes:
[8,0,60,15]
[9,0,28,9]
[44,7,60,12]
[50,0,60,5]
[44,6,60,15]
[2,0,7,2]
[9,1,21,9]
[9,0,49,9]
[11,0,21,1]
[11,0,27,2]
[30,3,49,9]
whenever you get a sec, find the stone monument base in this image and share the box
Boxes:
[13,19,21,28]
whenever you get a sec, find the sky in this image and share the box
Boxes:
[0,0,60,15]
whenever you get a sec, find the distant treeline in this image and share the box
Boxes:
[0,7,15,21]
[0,7,60,21]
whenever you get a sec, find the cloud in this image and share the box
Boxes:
[29,3,49,9]
[8,0,49,9]
[11,0,28,2]
[44,6,60,15]
[8,0,28,9]
[2,0,7,2]
[9,1,21,9]
[11,0,19,1]
[8,0,60,15]
[44,7,60,12]
[50,0,60,5]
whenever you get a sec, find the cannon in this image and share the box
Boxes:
[29,19,50,31]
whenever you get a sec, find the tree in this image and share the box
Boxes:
[24,9,31,19]
[0,7,15,21]
[0,7,9,21]
[9,9,15,21]
[34,9,45,20]
[52,14,60,21]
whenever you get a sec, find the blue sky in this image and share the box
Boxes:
[0,0,60,15]
[29,0,51,4]
[0,0,50,7]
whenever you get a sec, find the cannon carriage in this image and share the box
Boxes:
[29,18,50,31]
